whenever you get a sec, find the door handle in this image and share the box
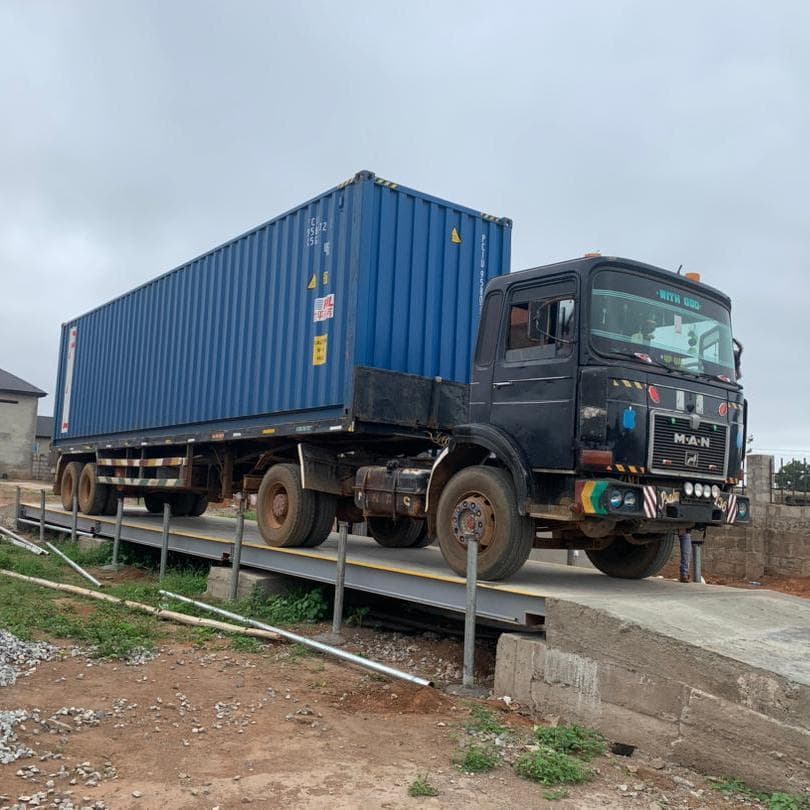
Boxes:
[492,381,513,389]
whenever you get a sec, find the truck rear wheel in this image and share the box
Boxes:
[188,494,208,517]
[436,466,534,580]
[367,516,425,548]
[78,463,110,515]
[585,533,676,579]
[144,495,163,514]
[257,463,317,548]
[60,461,83,511]
[302,492,337,547]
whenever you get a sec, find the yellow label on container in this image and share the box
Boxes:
[450,227,462,244]
[307,274,317,290]
[313,334,328,366]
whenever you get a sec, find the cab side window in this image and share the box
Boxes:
[506,293,575,362]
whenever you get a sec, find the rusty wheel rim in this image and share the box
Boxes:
[450,490,496,551]
[263,481,289,531]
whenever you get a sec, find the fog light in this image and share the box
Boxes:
[694,483,704,497]
[683,482,694,497]
[703,486,711,498]
[623,491,638,510]
[711,484,720,498]
[608,490,623,509]
[737,500,748,519]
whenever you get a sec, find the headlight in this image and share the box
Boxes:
[694,483,704,497]
[609,490,623,509]
[623,491,638,509]
[683,482,694,497]
[711,485,720,498]
[703,486,712,498]
[737,500,748,519]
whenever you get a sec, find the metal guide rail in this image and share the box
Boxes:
[19,504,546,627]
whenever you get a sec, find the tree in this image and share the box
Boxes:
[774,459,810,493]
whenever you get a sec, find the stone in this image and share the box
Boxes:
[204,566,296,602]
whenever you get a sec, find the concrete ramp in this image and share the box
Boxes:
[495,580,810,793]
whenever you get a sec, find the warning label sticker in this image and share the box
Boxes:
[313,294,335,322]
[450,227,462,244]
[313,334,328,366]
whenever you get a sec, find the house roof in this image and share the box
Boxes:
[0,368,46,398]
[36,415,54,437]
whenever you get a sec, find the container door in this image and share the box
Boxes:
[490,278,578,470]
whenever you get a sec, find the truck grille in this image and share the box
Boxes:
[649,413,728,479]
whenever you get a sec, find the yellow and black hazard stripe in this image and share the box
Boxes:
[481,212,499,222]
[607,464,647,475]
[611,378,645,390]
[375,177,399,190]
[97,457,187,468]
[96,476,184,488]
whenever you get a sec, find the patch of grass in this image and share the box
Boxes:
[407,775,439,797]
[228,587,328,626]
[456,743,500,773]
[465,705,508,736]
[108,567,208,606]
[230,635,264,653]
[346,606,370,627]
[543,788,570,801]
[514,747,591,786]
[709,778,808,810]
[533,724,606,761]
[190,627,215,646]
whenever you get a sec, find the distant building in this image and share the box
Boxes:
[33,415,55,480]
[0,368,46,480]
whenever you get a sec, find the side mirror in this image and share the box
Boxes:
[732,338,743,379]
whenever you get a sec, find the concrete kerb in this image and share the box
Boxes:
[205,565,296,603]
[494,596,810,792]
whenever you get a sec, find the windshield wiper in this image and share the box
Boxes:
[602,350,679,374]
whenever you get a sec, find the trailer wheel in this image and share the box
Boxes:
[144,495,164,514]
[585,533,676,579]
[410,523,435,548]
[436,466,533,580]
[78,463,110,515]
[168,493,196,517]
[256,463,317,548]
[60,462,83,511]
[188,494,208,517]
[302,492,337,547]
[103,489,118,516]
[367,516,425,548]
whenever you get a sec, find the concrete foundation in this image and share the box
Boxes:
[495,592,810,793]
[205,565,295,602]
[78,535,107,553]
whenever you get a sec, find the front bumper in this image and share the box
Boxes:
[575,480,750,525]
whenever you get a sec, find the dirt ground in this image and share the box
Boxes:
[0,636,763,810]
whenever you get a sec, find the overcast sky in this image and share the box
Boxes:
[1,1,807,456]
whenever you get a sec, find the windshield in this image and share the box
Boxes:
[590,268,735,379]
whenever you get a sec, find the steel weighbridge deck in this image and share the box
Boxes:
[19,505,546,627]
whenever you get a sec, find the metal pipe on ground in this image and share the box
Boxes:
[45,541,103,588]
[17,518,94,539]
[160,589,433,688]
[0,525,48,555]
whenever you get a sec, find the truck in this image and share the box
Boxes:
[52,170,750,581]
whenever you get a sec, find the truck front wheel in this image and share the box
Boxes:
[256,463,317,548]
[436,466,534,581]
[585,533,675,579]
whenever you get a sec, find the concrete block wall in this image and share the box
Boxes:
[0,395,38,479]
[495,600,810,793]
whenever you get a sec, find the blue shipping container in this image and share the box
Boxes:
[53,171,511,446]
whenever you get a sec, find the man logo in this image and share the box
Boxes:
[685,451,699,468]
[674,432,710,448]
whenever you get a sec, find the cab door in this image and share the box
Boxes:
[490,277,578,470]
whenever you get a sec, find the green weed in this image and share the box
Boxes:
[533,724,606,761]
[465,705,508,736]
[346,606,370,627]
[228,587,328,626]
[709,778,808,810]
[456,743,500,773]
[407,775,439,797]
[543,788,570,801]
[514,747,591,786]
[230,635,264,653]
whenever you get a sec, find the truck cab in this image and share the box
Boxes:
[426,255,750,579]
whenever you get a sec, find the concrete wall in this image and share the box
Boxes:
[0,394,38,479]
[496,601,810,793]
[662,454,810,580]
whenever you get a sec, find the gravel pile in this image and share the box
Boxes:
[0,631,58,689]
[0,710,32,766]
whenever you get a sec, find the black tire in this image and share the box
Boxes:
[585,533,676,579]
[144,495,164,514]
[78,463,110,515]
[436,466,534,581]
[188,494,208,517]
[103,488,118,516]
[411,523,435,548]
[168,493,195,517]
[256,463,317,548]
[367,516,425,548]
[302,492,337,548]
[60,461,83,511]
